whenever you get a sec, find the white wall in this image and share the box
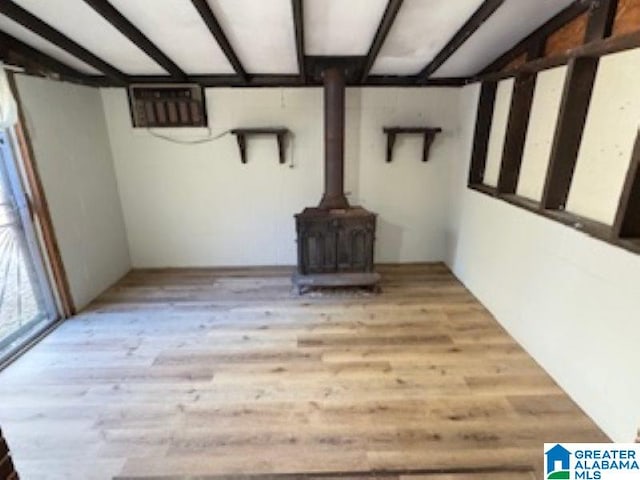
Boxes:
[101,87,461,268]
[516,65,566,201]
[447,84,640,442]
[15,75,130,311]
[566,48,640,224]
[12,60,640,443]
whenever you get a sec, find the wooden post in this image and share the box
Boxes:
[496,73,537,194]
[540,0,618,210]
[613,131,640,239]
[540,56,599,210]
[468,81,497,186]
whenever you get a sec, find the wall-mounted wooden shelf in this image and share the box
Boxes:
[383,127,442,163]
[230,128,290,164]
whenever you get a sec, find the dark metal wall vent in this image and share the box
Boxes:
[128,84,207,128]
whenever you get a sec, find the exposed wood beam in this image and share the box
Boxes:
[613,130,640,239]
[416,0,505,83]
[0,0,128,85]
[479,0,591,75]
[0,30,102,87]
[540,0,616,211]
[480,29,640,82]
[494,35,543,194]
[468,81,497,185]
[190,0,248,83]
[540,56,598,210]
[117,74,470,88]
[291,0,305,83]
[584,0,619,41]
[526,37,547,60]
[81,0,187,81]
[471,185,640,256]
[365,75,470,86]
[496,73,537,194]
[359,0,404,83]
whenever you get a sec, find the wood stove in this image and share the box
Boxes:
[293,67,380,293]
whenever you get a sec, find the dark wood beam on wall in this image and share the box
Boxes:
[0,30,102,86]
[540,0,616,210]
[496,73,537,194]
[468,81,497,185]
[190,0,248,83]
[417,0,505,83]
[480,28,640,82]
[0,0,128,85]
[359,0,404,83]
[471,183,640,255]
[584,0,619,41]
[526,37,547,61]
[81,0,186,81]
[494,37,543,195]
[291,0,305,83]
[613,131,640,239]
[479,0,591,75]
[540,56,598,209]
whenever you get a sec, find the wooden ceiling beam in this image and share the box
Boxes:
[359,0,404,83]
[190,0,248,83]
[291,0,305,83]
[479,0,591,75]
[81,0,187,81]
[0,30,102,87]
[0,0,128,85]
[584,0,618,41]
[109,74,470,88]
[479,22,640,82]
[416,0,505,83]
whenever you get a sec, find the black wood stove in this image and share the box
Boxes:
[293,67,380,294]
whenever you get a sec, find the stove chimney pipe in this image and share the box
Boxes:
[318,67,349,210]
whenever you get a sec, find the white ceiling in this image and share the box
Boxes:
[433,0,576,77]
[109,0,234,74]
[372,0,484,75]
[0,0,579,79]
[0,15,101,74]
[13,0,166,75]
[304,0,389,56]
[208,0,298,74]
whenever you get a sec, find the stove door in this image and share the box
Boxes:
[336,217,375,273]
[297,218,337,274]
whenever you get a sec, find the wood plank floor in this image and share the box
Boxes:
[0,264,608,480]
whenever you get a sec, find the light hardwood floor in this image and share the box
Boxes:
[0,264,608,480]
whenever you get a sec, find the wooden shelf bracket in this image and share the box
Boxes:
[383,127,442,163]
[230,128,290,164]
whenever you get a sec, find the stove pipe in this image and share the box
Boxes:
[318,67,350,210]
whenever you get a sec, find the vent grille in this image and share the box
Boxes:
[128,84,207,128]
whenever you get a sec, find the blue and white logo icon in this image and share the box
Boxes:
[546,444,572,479]
[544,443,640,479]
